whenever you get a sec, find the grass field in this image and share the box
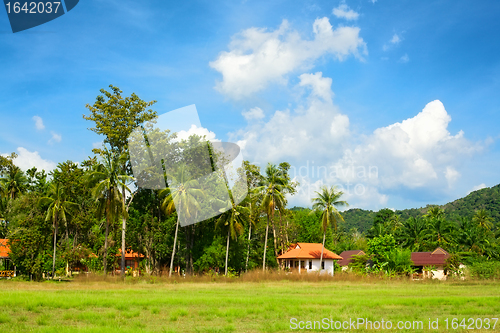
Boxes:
[0,275,499,332]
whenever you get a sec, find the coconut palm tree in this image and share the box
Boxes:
[216,197,248,276]
[159,165,205,277]
[397,217,427,251]
[88,147,132,275]
[39,182,79,278]
[310,185,348,273]
[0,165,28,200]
[472,209,494,231]
[254,163,292,271]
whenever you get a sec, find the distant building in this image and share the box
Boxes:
[338,250,366,271]
[277,243,343,275]
[411,247,450,280]
[0,239,15,277]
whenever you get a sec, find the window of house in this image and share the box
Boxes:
[308,261,312,270]
[295,261,299,268]
[301,261,305,269]
[321,261,325,269]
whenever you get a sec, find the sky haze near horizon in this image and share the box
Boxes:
[1,0,499,211]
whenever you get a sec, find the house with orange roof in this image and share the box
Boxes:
[277,243,343,275]
[0,239,16,277]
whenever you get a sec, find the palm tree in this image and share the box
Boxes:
[472,209,494,231]
[159,165,205,277]
[397,217,427,251]
[310,186,348,273]
[424,208,456,249]
[245,193,259,272]
[216,197,248,276]
[88,148,132,275]
[0,165,28,200]
[39,182,78,278]
[254,163,291,271]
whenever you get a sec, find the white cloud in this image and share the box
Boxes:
[92,141,103,149]
[332,3,359,20]
[445,166,460,187]
[49,131,62,144]
[242,107,265,121]
[399,54,409,63]
[235,75,481,208]
[231,72,350,164]
[468,183,487,194]
[383,33,403,51]
[210,18,367,99]
[331,100,480,192]
[390,34,401,44]
[175,124,220,142]
[32,116,45,130]
[8,147,57,172]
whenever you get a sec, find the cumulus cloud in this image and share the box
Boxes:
[235,74,481,208]
[331,100,480,194]
[230,72,350,164]
[242,107,265,121]
[210,18,367,99]
[49,131,62,144]
[332,2,359,20]
[7,147,57,172]
[32,116,45,130]
[175,124,220,142]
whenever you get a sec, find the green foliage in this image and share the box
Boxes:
[6,194,53,280]
[468,261,500,279]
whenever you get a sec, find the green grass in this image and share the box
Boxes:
[0,278,499,332]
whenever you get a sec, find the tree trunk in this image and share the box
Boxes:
[272,222,279,267]
[52,212,58,279]
[121,185,126,280]
[245,220,252,272]
[169,217,180,277]
[103,196,110,276]
[263,215,270,271]
[320,231,325,273]
[225,228,230,276]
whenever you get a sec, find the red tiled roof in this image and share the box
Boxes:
[0,239,10,258]
[411,248,450,266]
[119,249,144,259]
[338,250,366,266]
[278,243,343,260]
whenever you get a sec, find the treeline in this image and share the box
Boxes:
[337,185,500,234]
[1,85,498,280]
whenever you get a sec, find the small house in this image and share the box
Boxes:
[277,243,342,275]
[338,250,366,271]
[411,247,450,280]
[0,239,15,278]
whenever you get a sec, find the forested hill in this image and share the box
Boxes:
[338,184,500,233]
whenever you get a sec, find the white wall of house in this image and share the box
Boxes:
[285,259,336,275]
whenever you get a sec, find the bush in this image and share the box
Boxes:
[468,261,500,279]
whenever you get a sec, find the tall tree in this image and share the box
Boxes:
[159,166,205,277]
[216,198,248,276]
[255,163,292,271]
[84,85,157,277]
[39,182,79,278]
[310,185,348,273]
[88,148,132,275]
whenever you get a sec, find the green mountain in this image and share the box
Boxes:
[340,184,500,234]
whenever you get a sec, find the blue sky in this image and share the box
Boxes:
[1,0,499,210]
